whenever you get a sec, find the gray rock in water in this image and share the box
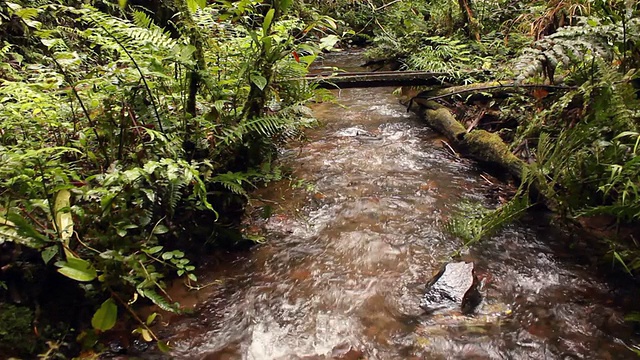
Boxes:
[420,261,481,314]
[335,127,380,140]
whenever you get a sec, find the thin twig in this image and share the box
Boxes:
[441,140,458,157]
[466,109,486,133]
[110,289,159,341]
[375,0,402,11]
[479,174,494,185]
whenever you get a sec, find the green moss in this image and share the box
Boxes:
[463,129,525,177]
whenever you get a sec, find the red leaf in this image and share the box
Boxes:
[292,51,300,63]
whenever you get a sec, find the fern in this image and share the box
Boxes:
[211,171,254,198]
[137,288,181,313]
[215,103,315,147]
[405,35,473,75]
[82,9,180,56]
[446,195,531,247]
[514,17,640,83]
[130,10,181,50]
[0,42,11,60]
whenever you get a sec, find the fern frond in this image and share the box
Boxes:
[514,17,640,83]
[137,288,181,313]
[0,42,11,60]
[211,171,255,198]
[129,10,180,50]
[82,9,180,55]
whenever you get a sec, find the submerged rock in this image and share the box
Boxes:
[335,127,381,140]
[420,262,481,314]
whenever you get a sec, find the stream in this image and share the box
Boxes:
[154,51,640,359]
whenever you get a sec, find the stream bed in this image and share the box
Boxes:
[154,51,640,360]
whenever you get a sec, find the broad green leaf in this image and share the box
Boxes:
[153,224,169,235]
[262,9,275,36]
[57,257,97,282]
[319,35,340,51]
[250,74,268,91]
[118,0,127,8]
[92,298,118,331]
[186,0,202,13]
[6,212,49,246]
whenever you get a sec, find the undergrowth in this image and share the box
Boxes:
[0,0,337,356]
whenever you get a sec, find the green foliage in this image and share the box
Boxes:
[0,0,335,355]
[446,195,531,247]
[0,303,37,355]
[514,16,640,83]
[514,62,639,220]
[91,298,117,331]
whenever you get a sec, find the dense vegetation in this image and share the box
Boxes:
[1,0,639,357]
[0,0,338,357]
[315,0,639,270]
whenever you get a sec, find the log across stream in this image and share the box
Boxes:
[150,50,640,360]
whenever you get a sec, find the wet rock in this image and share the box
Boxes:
[108,340,126,354]
[420,262,481,314]
[335,127,380,140]
[330,342,364,360]
[131,339,149,353]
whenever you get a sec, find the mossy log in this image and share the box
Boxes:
[413,99,526,180]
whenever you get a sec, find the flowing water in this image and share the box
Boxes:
[155,51,640,359]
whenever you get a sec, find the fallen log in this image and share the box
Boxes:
[412,99,525,180]
[307,70,450,89]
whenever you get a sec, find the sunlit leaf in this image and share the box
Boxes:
[140,328,153,342]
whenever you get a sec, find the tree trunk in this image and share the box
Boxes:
[174,0,207,120]
[457,0,481,41]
